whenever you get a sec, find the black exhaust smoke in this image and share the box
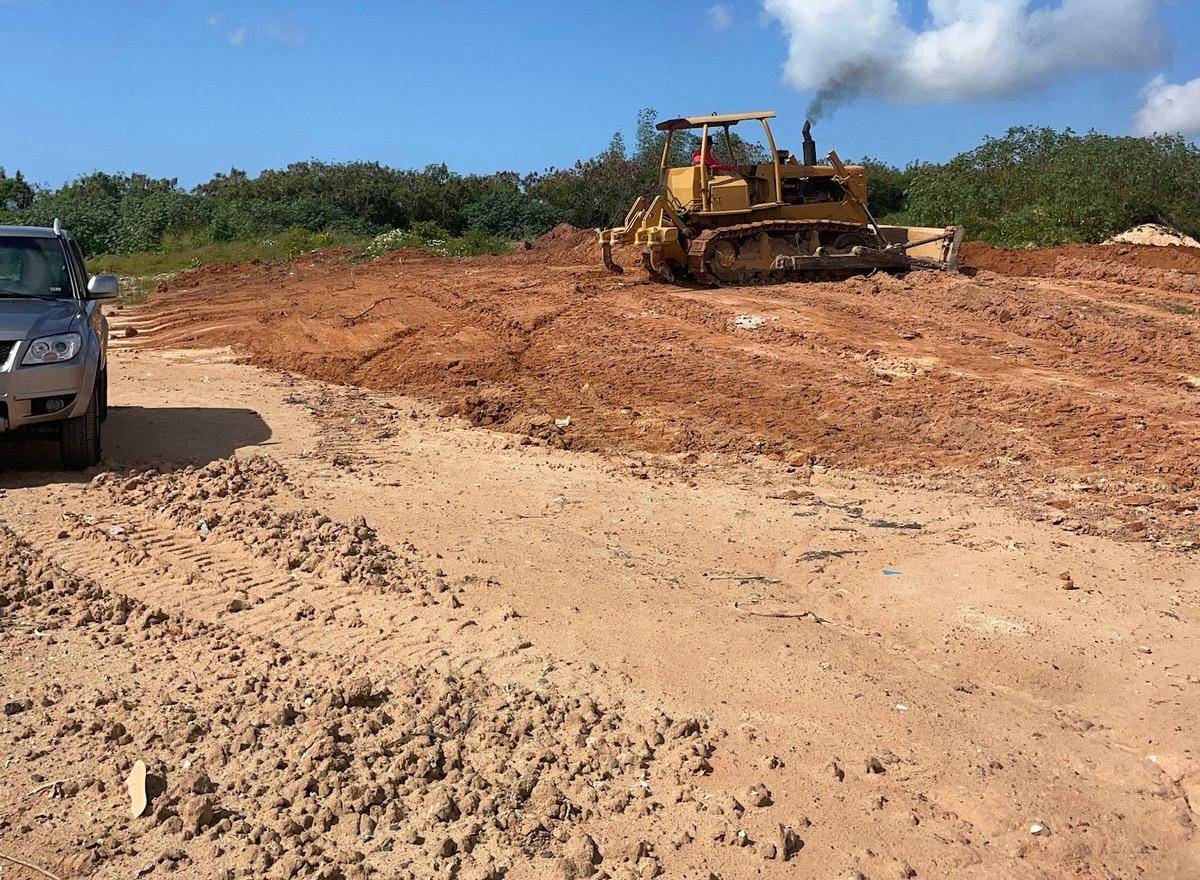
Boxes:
[802,120,817,166]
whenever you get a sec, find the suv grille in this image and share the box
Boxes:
[0,341,14,366]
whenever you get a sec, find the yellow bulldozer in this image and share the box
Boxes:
[599,111,963,285]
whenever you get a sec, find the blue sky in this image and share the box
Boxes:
[4,1,1199,188]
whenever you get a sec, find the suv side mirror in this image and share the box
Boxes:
[86,274,119,300]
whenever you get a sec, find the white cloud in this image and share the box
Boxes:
[1135,75,1200,136]
[707,3,732,31]
[206,12,245,47]
[205,12,305,49]
[264,20,307,49]
[761,0,1166,119]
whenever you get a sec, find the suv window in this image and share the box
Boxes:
[0,236,73,299]
[68,239,89,293]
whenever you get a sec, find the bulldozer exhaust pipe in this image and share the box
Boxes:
[802,120,817,166]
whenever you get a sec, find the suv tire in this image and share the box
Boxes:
[60,386,101,470]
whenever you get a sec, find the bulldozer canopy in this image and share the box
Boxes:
[655,111,776,132]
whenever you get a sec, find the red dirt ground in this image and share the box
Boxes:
[125,231,1200,545]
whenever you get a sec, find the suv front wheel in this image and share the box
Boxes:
[60,385,101,470]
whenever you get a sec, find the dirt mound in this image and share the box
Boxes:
[129,243,1200,544]
[533,222,595,253]
[523,223,600,263]
[962,240,1200,277]
[1106,223,1200,248]
[1,461,766,880]
[1053,257,1200,294]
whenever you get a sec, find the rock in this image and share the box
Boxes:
[1116,493,1155,507]
[774,824,803,861]
[187,771,216,795]
[426,789,460,824]
[180,795,216,834]
[344,675,374,707]
[127,759,149,818]
[617,838,648,861]
[125,326,139,338]
[707,793,741,819]
[1029,821,1049,836]
[274,853,302,879]
[3,700,29,716]
[564,831,600,872]
[226,598,248,613]
[865,756,887,774]
[828,760,845,782]
[744,782,773,808]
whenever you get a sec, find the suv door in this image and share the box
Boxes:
[67,238,109,410]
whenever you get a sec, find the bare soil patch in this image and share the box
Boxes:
[126,237,1200,545]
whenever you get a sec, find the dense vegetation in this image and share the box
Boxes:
[2,113,1198,264]
[894,127,1200,246]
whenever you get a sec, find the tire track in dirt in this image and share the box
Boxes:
[14,473,525,684]
[10,456,1194,880]
[0,524,746,880]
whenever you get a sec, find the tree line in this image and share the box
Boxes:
[2,110,1198,257]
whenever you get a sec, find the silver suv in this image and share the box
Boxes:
[0,221,116,469]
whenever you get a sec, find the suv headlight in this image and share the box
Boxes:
[22,333,82,365]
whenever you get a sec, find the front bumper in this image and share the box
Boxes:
[0,340,91,432]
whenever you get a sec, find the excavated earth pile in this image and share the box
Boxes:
[124,232,1200,545]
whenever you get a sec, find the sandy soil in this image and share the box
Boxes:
[1,238,1197,879]
[1105,224,1200,249]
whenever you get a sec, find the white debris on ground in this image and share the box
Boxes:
[731,315,773,330]
[1105,224,1200,248]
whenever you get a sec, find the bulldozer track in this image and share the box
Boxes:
[686,219,878,286]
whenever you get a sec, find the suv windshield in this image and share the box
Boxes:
[0,236,73,299]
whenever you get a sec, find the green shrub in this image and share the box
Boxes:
[7,114,1200,261]
[91,227,370,277]
[365,225,509,259]
[899,127,1200,246]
